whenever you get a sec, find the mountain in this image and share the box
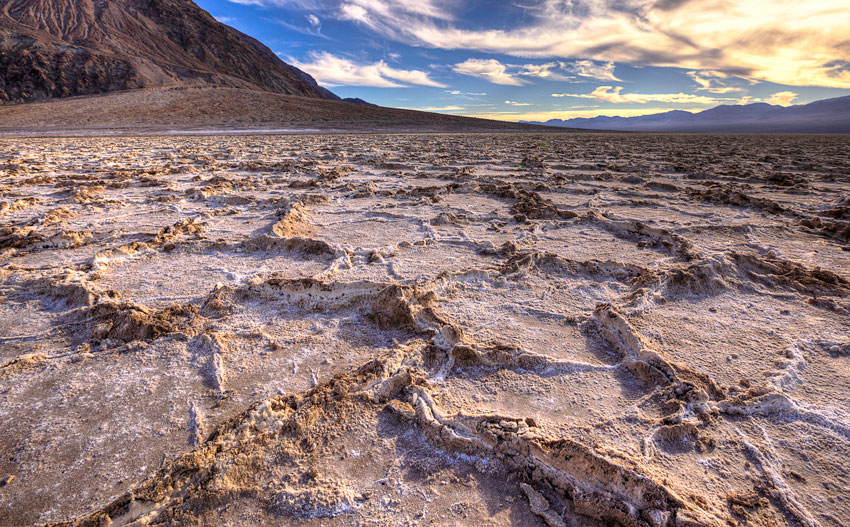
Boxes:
[0,0,338,104]
[0,0,566,132]
[525,96,850,133]
[341,97,375,106]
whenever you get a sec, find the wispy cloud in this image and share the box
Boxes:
[505,100,531,106]
[552,86,726,105]
[452,58,619,85]
[272,17,329,38]
[516,62,574,81]
[467,107,687,122]
[566,60,620,81]
[401,105,466,112]
[291,51,446,87]
[452,58,527,86]
[687,70,743,93]
[280,0,850,88]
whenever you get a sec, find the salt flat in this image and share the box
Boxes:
[1,133,848,527]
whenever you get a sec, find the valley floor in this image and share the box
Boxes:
[1,133,849,526]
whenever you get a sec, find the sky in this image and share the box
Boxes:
[196,0,850,122]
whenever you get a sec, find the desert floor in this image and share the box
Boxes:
[1,133,849,527]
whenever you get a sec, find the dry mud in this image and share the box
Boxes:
[0,133,849,527]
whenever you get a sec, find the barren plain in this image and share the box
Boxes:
[1,133,849,527]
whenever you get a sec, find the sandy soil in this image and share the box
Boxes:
[0,87,560,134]
[0,132,848,527]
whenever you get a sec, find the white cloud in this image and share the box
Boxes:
[342,0,452,20]
[340,3,369,23]
[291,51,446,87]
[552,86,725,105]
[687,70,743,93]
[402,105,465,112]
[505,100,531,106]
[337,0,452,31]
[511,60,619,82]
[306,14,320,26]
[452,58,526,86]
[517,62,574,81]
[452,60,598,84]
[446,90,487,96]
[566,60,620,81]
[766,91,798,106]
[214,15,237,24]
[308,0,850,88]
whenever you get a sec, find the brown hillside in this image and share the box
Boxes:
[0,0,337,103]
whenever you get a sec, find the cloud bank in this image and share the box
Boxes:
[553,86,727,105]
[254,0,850,88]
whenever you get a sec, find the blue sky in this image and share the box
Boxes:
[197,0,850,121]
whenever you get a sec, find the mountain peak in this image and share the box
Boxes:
[0,0,338,104]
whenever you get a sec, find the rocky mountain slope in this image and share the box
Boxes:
[0,0,338,104]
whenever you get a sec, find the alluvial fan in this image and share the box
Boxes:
[0,133,849,527]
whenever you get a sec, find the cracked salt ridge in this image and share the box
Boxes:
[50,349,714,527]
[1,133,849,526]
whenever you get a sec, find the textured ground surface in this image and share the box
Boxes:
[0,133,848,527]
[0,87,558,134]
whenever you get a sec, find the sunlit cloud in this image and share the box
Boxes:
[504,100,531,106]
[566,60,620,81]
[766,91,798,106]
[517,62,574,81]
[339,3,369,23]
[467,107,687,122]
[516,60,620,82]
[452,58,620,85]
[302,0,850,88]
[452,58,527,86]
[686,70,744,93]
[552,86,725,105]
[291,51,446,87]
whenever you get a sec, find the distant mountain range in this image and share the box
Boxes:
[0,0,338,104]
[524,96,850,133]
